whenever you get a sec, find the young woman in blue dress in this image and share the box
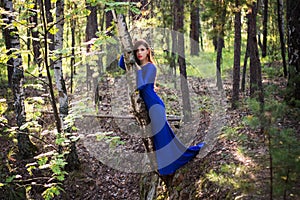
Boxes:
[118,39,204,176]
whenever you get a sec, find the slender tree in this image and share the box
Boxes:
[29,0,42,76]
[232,0,242,109]
[190,0,200,56]
[241,41,249,92]
[175,0,192,121]
[85,2,98,90]
[261,0,268,57]
[54,0,68,127]
[215,0,226,90]
[277,0,287,77]
[2,0,37,158]
[45,0,54,67]
[247,2,264,103]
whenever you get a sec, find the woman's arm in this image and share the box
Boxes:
[118,54,126,70]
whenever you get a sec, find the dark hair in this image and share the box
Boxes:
[133,39,155,65]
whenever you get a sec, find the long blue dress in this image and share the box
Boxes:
[119,55,204,175]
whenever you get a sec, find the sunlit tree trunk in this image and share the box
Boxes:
[54,0,68,127]
[54,0,79,171]
[232,0,241,109]
[113,12,166,194]
[2,0,36,159]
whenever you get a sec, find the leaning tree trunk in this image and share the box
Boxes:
[113,12,160,199]
[2,0,37,159]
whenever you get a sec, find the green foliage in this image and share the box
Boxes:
[243,85,300,198]
[26,151,67,200]
[206,163,253,197]
[95,131,125,148]
[220,126,247,142]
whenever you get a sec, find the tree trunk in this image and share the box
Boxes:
[190,0,200,56]
[176,0,192,122]
[2,0,37,159]
[215,4,226,91]
[262,0,268,57]
[85,4,98,90]
[70,3,76,93]
[29,0,42,76]
[54,0,68,126]
[277,0,287,77]
[286,0,300,102]
[113,12,164,193]
[248,2,264,104]
[241,41,249,92]
[170,0,177,88]
[106,10,119,73]
[45,0,54,67]
[216,34,224,90]
[232,0,241,109]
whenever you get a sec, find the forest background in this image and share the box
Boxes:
[0,0,299,199]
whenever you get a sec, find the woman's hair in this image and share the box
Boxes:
[133,39,155,65]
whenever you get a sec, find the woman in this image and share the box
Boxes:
[118,39,204,175]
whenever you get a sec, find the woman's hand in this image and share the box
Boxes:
[135,62,142,70]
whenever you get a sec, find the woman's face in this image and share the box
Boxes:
[135,44,149,63]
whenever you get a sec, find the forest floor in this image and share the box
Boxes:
[0,67,299,199]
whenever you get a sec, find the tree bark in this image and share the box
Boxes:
[175,0,192,122]
[286,0,300,101]
[277,0,287,77]
[190,0,200,56]
[85,3,98,90]
[44,0,54,67]
[2,0,37,159]
[261,0,268,57]
[248,2,264,104]
[241,41,249,92]
[215,2,226,90]
[29,0,42,76]
[232,0,241,109]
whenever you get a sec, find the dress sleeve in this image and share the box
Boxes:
[136,64,156,91]
[118,54,126,70]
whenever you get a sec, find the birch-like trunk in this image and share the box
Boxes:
[54,0,68,127]
[113,13,159,198]
[2,0,36,158]
[54,0,79,170]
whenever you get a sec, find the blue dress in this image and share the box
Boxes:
[119,55,204,175]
